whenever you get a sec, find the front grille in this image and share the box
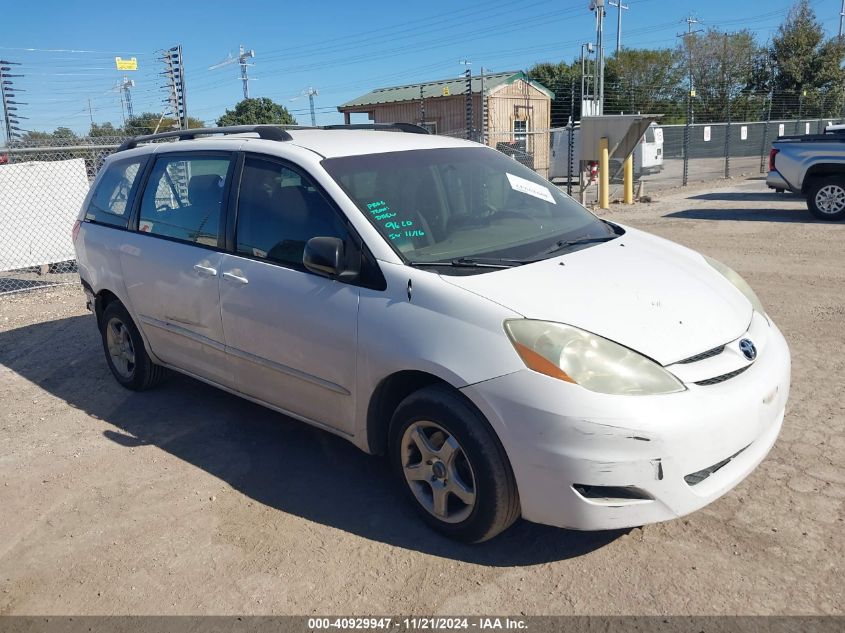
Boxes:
[677,345,725,364]
[694,365,750,386]
[684,445,749,486]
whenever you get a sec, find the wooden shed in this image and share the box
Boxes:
[337,71,554,176]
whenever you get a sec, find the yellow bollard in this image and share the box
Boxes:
[623,154,634,204]
[599,137,609,209]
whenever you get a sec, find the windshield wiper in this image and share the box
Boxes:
[538,235,617,257]
[409,256,528,269]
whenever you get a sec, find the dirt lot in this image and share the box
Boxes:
[0,177,843,616]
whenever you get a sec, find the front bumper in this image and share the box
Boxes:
[461,323,791,531]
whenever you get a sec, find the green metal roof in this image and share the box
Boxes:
[338,71,554,110]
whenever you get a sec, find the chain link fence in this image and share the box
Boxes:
[0,138,123,295]
[0,118,839,296]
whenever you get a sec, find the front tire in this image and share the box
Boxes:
[806,177,845,220]
[388,385,519,543]
[100,301,166,391]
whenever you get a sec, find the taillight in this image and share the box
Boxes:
[768,148,779,172]
[71,220,81,243]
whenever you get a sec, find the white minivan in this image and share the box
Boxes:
[73,124,790,543]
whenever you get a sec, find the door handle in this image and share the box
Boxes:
[193,263,218,276]
[222,271,249,285]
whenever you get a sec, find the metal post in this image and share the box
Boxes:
[623,155,633,203]
[599,136,609,209]
[724,97,732,178]
[178,45,188,129]
[595,0,605,115]
[464,67,473,140]
[683,93,691,186]
[567,77,575,196]
[760,87,773,174]
[480,68,487,145]
[796,89,804,134]
[419,84,425,127]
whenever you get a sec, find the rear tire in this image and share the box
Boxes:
[806,177,845,220]
[100,301,166,391]
[388,385,520,543]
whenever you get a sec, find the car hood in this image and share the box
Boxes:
[442,226,752,366]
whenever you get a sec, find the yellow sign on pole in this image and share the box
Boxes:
[115,57,138,71]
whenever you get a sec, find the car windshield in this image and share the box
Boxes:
[322,147,617,271]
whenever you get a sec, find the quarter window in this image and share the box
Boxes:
[138,155,232,246]
[235,156,348,268]
[85,158,144,228]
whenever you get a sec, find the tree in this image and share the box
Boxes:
[124,112,205,135]
[770,0,845,119]
[89,122,123,137]
[680,29,763,123]
[216,97,298,127]
[604,48,686,122]
[527,62,579,127]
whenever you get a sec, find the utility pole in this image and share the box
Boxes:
[238,45,255,100]
[0,60,24,145]
[581,42,595,116]
[303,87,318,126]
[589,0,606,114]
[608,0,629,54]
[209,45,255,100]
[839,0,845,38]
[677,16,702,186]
[119,76,135,120]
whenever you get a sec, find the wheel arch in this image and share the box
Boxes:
[365,370,474,455]
[802,164,845,193]
[94,289,121,330]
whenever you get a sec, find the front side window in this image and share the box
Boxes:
[323,147,616,271]
[235,156,348,268]
[85,158,144,228]
[138,154,232,246]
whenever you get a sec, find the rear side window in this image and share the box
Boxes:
[85,158,144,228]
[235,156,348,268]
[138,154,232,247]
[644,127,656,144]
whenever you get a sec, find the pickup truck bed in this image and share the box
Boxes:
[767,133,845,220]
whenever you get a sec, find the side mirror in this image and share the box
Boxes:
[303,236,345,277]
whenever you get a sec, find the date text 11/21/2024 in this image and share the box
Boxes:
[306,617,528,630]
[366,200,427,241]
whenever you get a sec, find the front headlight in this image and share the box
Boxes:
[504,320,685,396]
[703,255,766,316]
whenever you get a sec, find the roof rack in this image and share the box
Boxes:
[116,125,293,152]
[116,121,431,153]
[318,123,430,134]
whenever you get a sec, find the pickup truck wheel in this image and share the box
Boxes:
[807,177,845,220]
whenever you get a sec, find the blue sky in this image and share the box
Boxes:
[1,0,842,136]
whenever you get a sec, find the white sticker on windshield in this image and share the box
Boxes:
[506,173,556,204]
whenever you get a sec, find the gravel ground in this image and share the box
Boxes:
[0,177,843,616]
